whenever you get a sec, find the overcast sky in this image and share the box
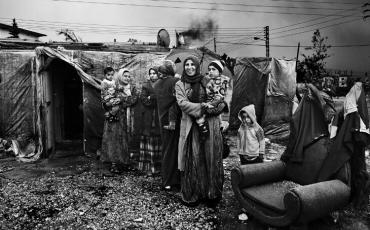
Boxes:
[0,0,369,73]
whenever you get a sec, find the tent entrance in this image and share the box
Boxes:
[46,59,83,156]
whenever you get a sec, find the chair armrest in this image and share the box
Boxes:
[286,179,350,223]
[231,161,286,189]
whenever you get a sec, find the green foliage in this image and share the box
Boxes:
[297,29,331,84]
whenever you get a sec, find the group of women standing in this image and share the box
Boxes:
[100,55,229,208]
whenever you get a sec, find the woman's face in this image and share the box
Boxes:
[121,71,130,85]
[208,66,220,78]
[184,59,196,77]
[149,69,158,82]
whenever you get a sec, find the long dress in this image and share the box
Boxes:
[175,79,224,203]
[153,76,181,187]
[100,83,137,165]
[137,81,162,174]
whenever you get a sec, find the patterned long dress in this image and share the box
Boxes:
[175,79,225,204]
[137,81,162,174]
[100,83,137,165]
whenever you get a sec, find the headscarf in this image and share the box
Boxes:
[181,56,203,84]
[158,60,175,77]
[115,68,131,86]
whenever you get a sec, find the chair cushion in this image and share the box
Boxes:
[241,180,301,214]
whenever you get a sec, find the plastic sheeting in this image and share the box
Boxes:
[263,58,296,140]
[230,57,270,130]
[1,47,168,158]
[0,51,36,139]
[0,51,43,161]
[266,58,296,98]
[229,57,296,140]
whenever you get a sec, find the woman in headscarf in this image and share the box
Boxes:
[136,67,162,176]
[175,56,225,207]
[153,60,181,190]
[101,68,138,173]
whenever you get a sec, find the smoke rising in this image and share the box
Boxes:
[179,17,218,47]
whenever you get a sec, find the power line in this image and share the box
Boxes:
[51,0,365,16]
[133,0,357,11]
[218,41,370,47]
[271,6,360,31]
[271,13,358,36]
[264,0,365,5]
[271,17,362,39]
[215,7,361,46]
[218,17,365,53]
[1,22,264,38]
[0,17,262,31]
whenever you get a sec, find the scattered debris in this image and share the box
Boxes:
[238,213,248,221]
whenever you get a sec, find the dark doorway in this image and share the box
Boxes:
[63,67,83,140]
[47,59,83,156]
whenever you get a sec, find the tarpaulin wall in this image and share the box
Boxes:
[35,47,167,154]
[229,57,270,130]
[229,57,296,140]
[262,58,296,140]
[0,51,36,142]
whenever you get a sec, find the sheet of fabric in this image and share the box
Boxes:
[230,57,270,130]
[318,83,369,183]
[281,86,329,163]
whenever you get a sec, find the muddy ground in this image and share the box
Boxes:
[0,135,369,230]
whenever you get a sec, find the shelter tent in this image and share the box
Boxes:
[229,57,296,140]
[0,46,167,159]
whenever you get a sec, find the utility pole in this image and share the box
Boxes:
[214,37,217,53]
[295,42,300,72]
[265,26,270,58]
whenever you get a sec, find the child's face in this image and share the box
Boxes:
[241,112,252,125]
[105,71,115,81]
[208,66,220,79]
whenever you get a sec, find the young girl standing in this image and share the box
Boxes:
[237,104,265,165]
